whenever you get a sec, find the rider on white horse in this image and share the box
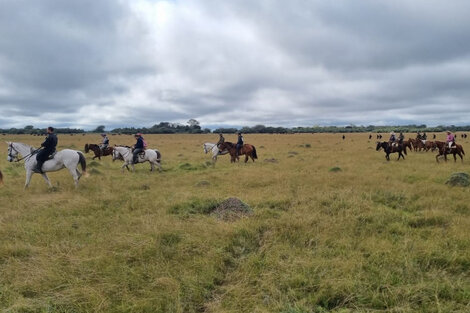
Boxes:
[36,126,57,173]
[217,133,225,151]
[132,133,144,164]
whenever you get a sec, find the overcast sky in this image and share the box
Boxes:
[1,0,469,130]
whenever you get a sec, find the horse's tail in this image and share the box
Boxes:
[77,152,88,177]
[154,150,162,163]
[84,144,89,153]
[403,145,407,155]
[461,146,465,155]
[252,145,258,159]
[0,170,3,185]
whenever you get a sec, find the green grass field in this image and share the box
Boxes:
[1,133,469,312]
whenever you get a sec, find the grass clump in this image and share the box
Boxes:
[168,198,220,216]
[329,166,342,172]
[445,172,470,187]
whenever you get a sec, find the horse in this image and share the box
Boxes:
[219,142,258,163]
[112,145,162,172]
[376,141,407,161]
[84,143,114,160]
[433,141,465,163]
[403,138,413,152]
[423,141,435,152]
[203,142,229,163]
[6,142,87,189]
[411,138,426,151]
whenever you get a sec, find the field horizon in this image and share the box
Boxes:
[1,133,469,313]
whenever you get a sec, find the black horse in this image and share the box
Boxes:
[376,141,407,161]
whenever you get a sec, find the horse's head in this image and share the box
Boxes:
[84,143,89,153]
[203,143,209,154]
[6,142,18,162]
[375,141,383,151]
[112,146,120,162]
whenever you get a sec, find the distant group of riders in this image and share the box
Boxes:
[375,129,465,162]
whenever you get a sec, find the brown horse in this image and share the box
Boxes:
[84,144,114,160]
[403,139,413,152]
[423,140,435,152]
[434,141,465,163]
[219,142,258,163]
[411,138,425,151]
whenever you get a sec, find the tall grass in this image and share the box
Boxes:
[0,133,469,312]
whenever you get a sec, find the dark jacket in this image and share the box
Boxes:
[135,137,144,149]
[103,136,109,145]
[237,135,244,145]
[41,133,57,152]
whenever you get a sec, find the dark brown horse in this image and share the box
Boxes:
[219,142,258,163]
[376,141,407,161]
[433,141,465,163]
[84,144,114,160]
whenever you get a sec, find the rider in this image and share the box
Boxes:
[36,126,58,173]
[398,131,404,144]
[216,133,225,151]
[416,131,422,140]
[132,133,144,164]
[389,131,397,146]
[446,131,455,150]
[99,133,109,155]
[236,132,244,156]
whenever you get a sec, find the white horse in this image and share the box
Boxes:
[203,142,228,163]
[112,146,162,172]
[6,142,87,189]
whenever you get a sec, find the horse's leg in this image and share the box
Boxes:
[41,173,53,188]
[121,162,127,173]
[245,154,249,163]
[150,161,154,172]
[453,153,457,162]
[24,170,33,189]
[68,167,80,188]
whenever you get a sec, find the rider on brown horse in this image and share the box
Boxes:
[100,133,109,155]
[236,132,244,156]
[446,131,456,150]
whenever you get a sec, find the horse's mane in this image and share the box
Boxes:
[115,145,132,148]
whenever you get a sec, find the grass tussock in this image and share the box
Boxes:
[0,133,469,312]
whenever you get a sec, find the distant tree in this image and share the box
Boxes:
[93,125,105,133]
[187,119,200,127]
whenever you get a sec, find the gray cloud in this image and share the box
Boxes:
[1,0,470,129]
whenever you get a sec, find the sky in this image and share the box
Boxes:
[1,0,470,130]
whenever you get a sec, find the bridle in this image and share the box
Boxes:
[8,143,37,162]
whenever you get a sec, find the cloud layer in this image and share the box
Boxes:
[1,0,469,129]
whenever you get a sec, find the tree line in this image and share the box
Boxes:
[2,123,470,135]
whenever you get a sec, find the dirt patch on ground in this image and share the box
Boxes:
[211,198,253,221]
